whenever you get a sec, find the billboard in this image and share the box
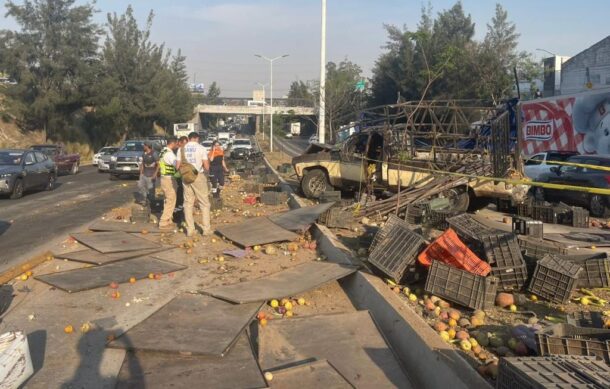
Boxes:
[252,89,265,102]
[520,88,610,156]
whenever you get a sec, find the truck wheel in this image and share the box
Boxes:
[301,169,330,199]
[70,162,79,175]
[444,187,470,212]
[10,179,23,200]
[590,195,610,218]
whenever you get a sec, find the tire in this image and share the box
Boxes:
[444,187,470,212]
[70,162,79,175]
[589,195,610,218]
[301,169,330,199]
[46,173,56,191]
[10,179,23,200]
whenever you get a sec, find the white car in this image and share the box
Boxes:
[232,139,252,150]
[309,134,319,144]
[524,151,579,181]
[285,133,293,138]
[93,146,118,166]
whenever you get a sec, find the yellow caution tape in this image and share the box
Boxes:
[533,159,610,173]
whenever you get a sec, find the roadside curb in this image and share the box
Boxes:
[262,153,492,389]
[0,250,52,285]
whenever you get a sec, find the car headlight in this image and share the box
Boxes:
[0,173,15,179]
[110,156,117,162]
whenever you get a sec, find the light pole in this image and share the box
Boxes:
[536,48,556,57]
[255,82,267,140]
[319,0,327,144]
[255,54,289,152]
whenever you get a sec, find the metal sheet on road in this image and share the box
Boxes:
[70,231,161,253]
[271,360,353,389]
[544,232,610,247]
[259,311,413,389]
[35,257,185,293]
[54,247,171,265]
[109,295,262,357]
[88,220,161,234]
[269,203,335,232]
[115,334,266,389]
[215,217,298,247]
[202,261,358,304]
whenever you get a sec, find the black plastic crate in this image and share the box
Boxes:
[516,201,533,217]
[561,252,610,288]
[423,209,461,230]
[571,207,591,228]
[567,311,605,329]
[536,324,610,363]
[447,214,497,244]
[424,260,498,310]
[531,204,562,224]
[242,183,264,194]
[318,208,353,229]
[482,234,528,291]
[527,255,583,304]
[131,204,150,223]
[405,202,428,225]
[368,216,426,283]
[516,236,568,259]
[320,191,341,204]
[497,198,515,213]
[497,355,610,389]
[369,214,405,253]
[260,191,288,205]
[512,216,543,239]
[258,173,280,185]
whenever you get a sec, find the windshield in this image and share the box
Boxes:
[101,147,119,155]
[233,140,250,146]
[0,151,24,166]
[120,142,144,152]
[31,146,57,156]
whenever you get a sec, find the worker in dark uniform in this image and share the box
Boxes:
[208,140,229,199]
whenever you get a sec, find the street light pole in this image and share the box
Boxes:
[319,0,327,144]
[255,54,289,152]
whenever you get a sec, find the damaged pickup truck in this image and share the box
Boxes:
[292,100,530,211]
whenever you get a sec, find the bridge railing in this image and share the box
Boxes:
[193,95,316,108]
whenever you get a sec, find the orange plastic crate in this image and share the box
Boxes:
[418,228,491,276]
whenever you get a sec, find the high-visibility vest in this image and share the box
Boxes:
[159,148,176,176]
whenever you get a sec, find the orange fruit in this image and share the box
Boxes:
[109,282,119,289]
[64,325,74,334]
[260,318,268,327]
[256,312,266,320]
[148,273,154,279]
[129,277,136,284]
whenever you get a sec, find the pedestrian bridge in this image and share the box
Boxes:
[196,104,316,116]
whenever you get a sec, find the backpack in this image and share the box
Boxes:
[179,147,198,184]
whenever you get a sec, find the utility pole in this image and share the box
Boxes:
[319,0,327,144]
[255,54,289,152]
[256,82,267,140]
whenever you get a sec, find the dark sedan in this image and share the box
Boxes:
[535,155,610,217]
[0,149,57,199]
[230,147,251,160]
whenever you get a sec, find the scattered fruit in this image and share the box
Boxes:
[439,331,450,342]
[80,322,92,333]
[470,316,485,327]
[285,311,293,318]
[472,345,482,355]
[111,291,121,299]
[64,325,74,334]
[264,372,273,381]
[129,277,136,284]
[148,273,154,279]
[408,294,417,302]
[448,318,457,328]
[434,321,448,332]
[530,295,538,302]
[253,245,261,251]
[448,309,461,321]
[297,297,306,306]
[509,304,517,312]
[456,331,470,341]
[265,246,277,255]
[495,292,514,308]
[154,273,162,280]
[393,286,401,294]
[256,312,266,320]
[109,282,119,289]
[284,302,293,311]
[447,328,456,340]
[469,338,479,348]
[20,274,28,281]
[260,318,268,327]
[25,270,33,277]
[270,299,279,308]
[459,339,472,351]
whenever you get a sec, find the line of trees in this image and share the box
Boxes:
[0,0,193,147]
[288,2,542,140]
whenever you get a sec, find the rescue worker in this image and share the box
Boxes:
[158,137,179,229]
[177,132,212,237]
[208,140,229,199]
[173,136,189,222]
[138,143,158,205]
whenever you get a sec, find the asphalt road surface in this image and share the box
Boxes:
[0,166,136,272]
[273,136,310,157]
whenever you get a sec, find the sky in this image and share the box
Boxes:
[1,0,610,97]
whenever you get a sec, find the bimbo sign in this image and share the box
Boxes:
[524,120,554,141]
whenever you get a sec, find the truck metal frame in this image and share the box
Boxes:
[292,99,529,210]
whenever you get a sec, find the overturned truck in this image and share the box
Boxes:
[292,100,530,212]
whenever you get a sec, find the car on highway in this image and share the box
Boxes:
[232,139,252,150]
[285,133,293,138]
[30,144,80,175]
[96,147,119,173]
[524,150,579,181]
[201,140,213,151]
[534,154,610,217]
[93,146,118,166]
[0,149,57,199]
[108,140,146,179]
[219,139,229,150]
[309,134,319,144]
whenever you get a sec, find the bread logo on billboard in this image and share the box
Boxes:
[524,119,554,141]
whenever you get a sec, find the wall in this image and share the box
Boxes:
[561,36,610,95]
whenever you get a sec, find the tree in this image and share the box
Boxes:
[0,0,100,140]
[287,80,313,105]
[203,82,221,104]
[321,60,364,140]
